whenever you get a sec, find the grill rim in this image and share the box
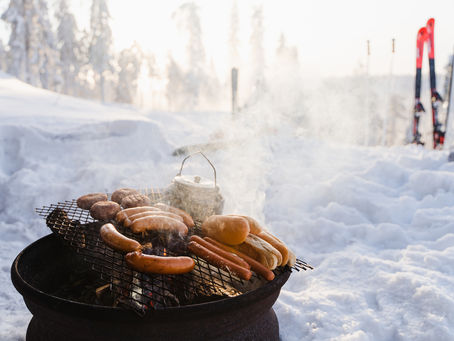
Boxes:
[11,233,291,320]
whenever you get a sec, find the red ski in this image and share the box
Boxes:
[412,27,427,145]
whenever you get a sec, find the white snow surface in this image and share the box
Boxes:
[1,72,453,340]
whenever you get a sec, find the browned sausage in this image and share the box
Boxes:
[125,251,195,274]
[116,206,160,223]
[188,241,252,281]
[189,235,250,270]
[129,215,188,235]
[99,223,141,253]
[203,237,275,281]
[153,203,195,227]
[124,211,184,227]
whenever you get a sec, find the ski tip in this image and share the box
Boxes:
[417,27,427,39]
[427,18,435,28]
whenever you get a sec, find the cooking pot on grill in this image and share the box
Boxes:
[168,152,224,222]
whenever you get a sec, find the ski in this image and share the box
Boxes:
[426,18,444,148]
[442,54,454,140]
[412,27,427,145]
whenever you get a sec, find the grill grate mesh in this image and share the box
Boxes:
[36,197,312,314]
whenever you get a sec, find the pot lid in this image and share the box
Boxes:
[173,174,217,190]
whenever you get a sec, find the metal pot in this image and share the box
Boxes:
[168,152,224,223]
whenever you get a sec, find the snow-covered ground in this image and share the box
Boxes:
[1,72,453,340]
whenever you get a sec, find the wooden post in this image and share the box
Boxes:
[231,67,238,115]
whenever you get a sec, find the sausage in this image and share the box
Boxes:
[201,215,250,245]
[116,206,160,224]
[187,241,252,281]
[189,235,250,270]
[203,237,275,281]
[153,203,195,227]
[257,231,289,265]
[124,210,184,227]
[77,193,108,210]
[99,223,141,252]
[129,215,188,235]
[125,251,195,274]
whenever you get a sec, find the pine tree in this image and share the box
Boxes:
[1,0,31,83]
[166,54,186,111]
[229,1,240,68]
[248,5,266,99]
[56,0,81,95]
[0,39,6,71]
[116,42,143,104]
[36,0,59,90]
[2,0,59,89]
[172,2,206,109]
[89,0,113,102]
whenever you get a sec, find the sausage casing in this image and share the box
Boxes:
[124,210,184,227]
[188,240,252,281]
[99,223,141,253]
[125,251,195,274]
[190,235,250,270]
[153,203,195,227]
[130,215,188,235]
[203,237,275,281]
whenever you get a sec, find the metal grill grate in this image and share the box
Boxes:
[36,199,312,314]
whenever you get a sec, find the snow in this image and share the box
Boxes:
[1,71,453,340]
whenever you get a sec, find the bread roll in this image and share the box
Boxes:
[232,234,281,270]
[201,215,250,245]
[256,231,289,266]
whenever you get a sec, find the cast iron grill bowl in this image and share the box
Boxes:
[11,197,312,340]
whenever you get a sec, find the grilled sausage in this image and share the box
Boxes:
[90,201,122,221]
[188,241,252,281]
[124,211,184,227]
[189,235,250,270]
[125,251,195,274]
[111,188,140,204]
[116,206,160,224]
[153,203,195,228]
[203,237,275,281]
[99,223,141,252]
[77,193,108,210]
[129,215,188,235]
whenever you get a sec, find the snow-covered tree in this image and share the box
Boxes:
[1,0,32,83]
[229,1,240,68]
[89,0,113,102]
[249,5,265,87]
[116,42,143,104]
[166,54,186,111]
[56,0,82,95]
[36,0,60,90]
[172,2,206,109]
[1,0,59,89]
[0,39,6,71]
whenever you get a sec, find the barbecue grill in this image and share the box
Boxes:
[11,195,312,341]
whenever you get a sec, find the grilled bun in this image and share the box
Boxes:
[232,234,281,270]
[201,215,250,245]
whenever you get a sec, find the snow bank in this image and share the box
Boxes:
[1,73,453,340]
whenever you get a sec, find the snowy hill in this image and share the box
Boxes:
[1,73,453,340]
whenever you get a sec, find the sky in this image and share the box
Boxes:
[1,0,454,80]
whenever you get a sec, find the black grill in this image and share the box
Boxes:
[35,198,312,315]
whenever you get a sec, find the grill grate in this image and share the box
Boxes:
[36,198,312,314]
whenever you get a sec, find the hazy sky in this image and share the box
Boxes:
[1,0,454,80]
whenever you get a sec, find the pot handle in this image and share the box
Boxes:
[177,151,217,187]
